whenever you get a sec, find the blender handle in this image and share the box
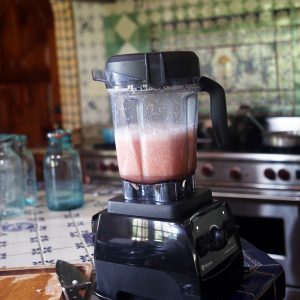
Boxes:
[198,76,229,147]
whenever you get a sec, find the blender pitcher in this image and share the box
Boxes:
[93,51,228,199]
[91,52,244,300]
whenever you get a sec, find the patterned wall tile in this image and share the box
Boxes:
[73,1,110,126]
[103,13,150,58]
[49,0,300,128]
[150,3,300,115]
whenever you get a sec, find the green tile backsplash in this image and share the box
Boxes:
[71,0,300,127]
[103,13,150,58]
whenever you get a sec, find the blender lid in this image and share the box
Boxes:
[92,51,201,88]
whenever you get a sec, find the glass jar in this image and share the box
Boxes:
[14,135,38,206]
[0,136,25,216]
[43,130,84,210]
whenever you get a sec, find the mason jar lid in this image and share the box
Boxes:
[47,129,71,140]
[14,134,27,144]
[92,51,201,89]
[0,134,14,144]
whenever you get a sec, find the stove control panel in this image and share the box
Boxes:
[197,152,300,189]
[80,150,120,183]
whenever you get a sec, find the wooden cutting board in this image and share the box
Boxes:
[0,264,92,300]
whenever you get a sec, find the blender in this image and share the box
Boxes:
[92,52,243,300]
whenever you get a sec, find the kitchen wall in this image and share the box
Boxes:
[55,0,300,129]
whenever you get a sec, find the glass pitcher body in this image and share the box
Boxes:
[110,87,198,183]
[93,51,228,186]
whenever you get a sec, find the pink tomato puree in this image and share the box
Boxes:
[114,124,197,184]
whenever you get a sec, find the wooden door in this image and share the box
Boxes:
[0,0,61,147]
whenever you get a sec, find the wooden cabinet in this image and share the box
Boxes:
[0,0,61,147]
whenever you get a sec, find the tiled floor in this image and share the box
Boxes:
[0,184,122,268]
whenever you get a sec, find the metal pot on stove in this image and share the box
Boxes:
[263,117,300,148]
[246,113,300,148]
[236,105,300,148]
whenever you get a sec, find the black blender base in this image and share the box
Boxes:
[107,188,212,220]
[94,261,206,300]
[94,253,243,300]
[92,192,244,300]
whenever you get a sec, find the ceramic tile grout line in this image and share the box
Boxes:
[34,208,46,265]
[70,211,95,269]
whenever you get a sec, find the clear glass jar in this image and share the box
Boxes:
[43,130,84,210]
[14,135,38,206]
[0,136,25,216]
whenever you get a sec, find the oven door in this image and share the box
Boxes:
[211,189,300,299]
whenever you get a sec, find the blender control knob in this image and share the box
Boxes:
[201,164,214,177]
[264,168,276,180]
[209,226,228,251]
[278,169,290,181]
[229,167,242,180]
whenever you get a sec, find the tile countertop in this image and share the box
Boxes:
[0,184,285,299]
[0,184,122,268]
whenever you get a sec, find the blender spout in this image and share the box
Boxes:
[92,69,107,82]
[92,69,142,87]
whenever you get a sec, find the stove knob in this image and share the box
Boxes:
[109,162,119,172]
[278,169,290,181]
[229,167,242,180]
[83,175,91,184]
[201,164,214,177]
[99,162,108,172]
[264,168,276,180]
[209,226,228,251]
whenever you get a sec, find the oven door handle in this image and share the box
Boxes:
[212,191,300,206]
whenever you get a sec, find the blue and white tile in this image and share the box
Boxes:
[1,253,41,268]
[41,235,79,249]
[43,245,89,264]
[3,241,40,256]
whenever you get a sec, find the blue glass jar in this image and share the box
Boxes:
[43,130,84,210]
[0,136,25,216]
[14,135,38,206]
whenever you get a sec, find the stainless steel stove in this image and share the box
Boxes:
[197,151,300,192]
[80,147,119,184]
[197,151,300,300]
